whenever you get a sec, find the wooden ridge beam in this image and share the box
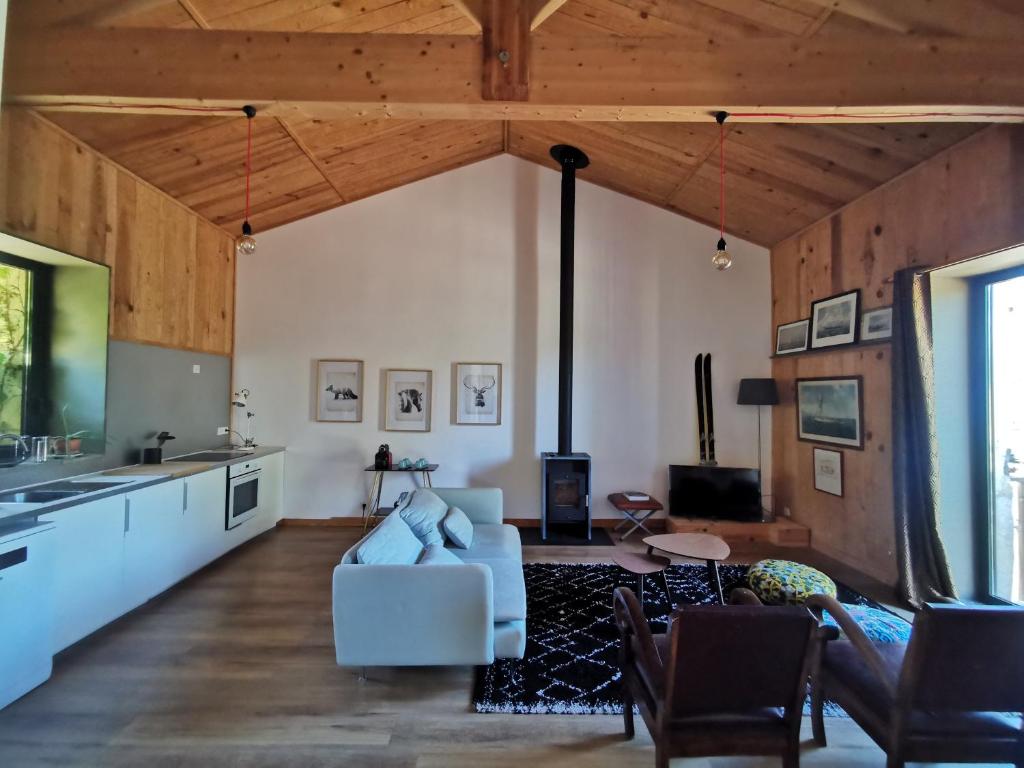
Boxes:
[6,27,1024,123]
[482,0,531,101]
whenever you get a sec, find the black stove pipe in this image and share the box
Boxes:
[550,144,590,457]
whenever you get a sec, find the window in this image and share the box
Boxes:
[972,265,1024,604]
[0,260,32,436]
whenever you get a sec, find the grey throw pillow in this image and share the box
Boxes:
[442,506,474,549]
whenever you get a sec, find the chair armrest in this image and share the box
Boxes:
[805,594,898,699]
[729,588,763,606]
[431,488,503,525]
[614,587,664,698]
[332,562,494,666]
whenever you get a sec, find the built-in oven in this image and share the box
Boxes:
[226,460,261,530]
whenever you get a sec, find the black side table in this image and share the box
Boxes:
[362,464,438,532]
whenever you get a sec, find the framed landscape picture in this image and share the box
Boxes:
[775,319,809,356]
[809,289,860,349]
[384,369,432,432]
[796,377,864,449]
[813,448,844,497]
[861,306,893,341]
[454,362,502,425]
[316,359,363,422]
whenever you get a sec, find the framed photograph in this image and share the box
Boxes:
[384,369,432,432]
[861,306,893,341]
[454,362,502,425]
[796,377,864,449]
[809,289,861,349]
[775,319,809,356]
[316,359,363,422]
[813,448,844,497]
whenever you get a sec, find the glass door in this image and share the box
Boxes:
[974,267,1024,604]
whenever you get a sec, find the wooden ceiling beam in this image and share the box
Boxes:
[530,0,569,31]
[7,27,1024,123]
[481,0,531,101]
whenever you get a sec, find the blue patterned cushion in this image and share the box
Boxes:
[822,604,912,644]
[748,559,837,605]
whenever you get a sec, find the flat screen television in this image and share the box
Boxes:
[669,465,762,521]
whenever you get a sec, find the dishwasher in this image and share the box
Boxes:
[0,522,56,710]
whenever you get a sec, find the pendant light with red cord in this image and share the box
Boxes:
[711,110,732,271]
[236,105,258,257]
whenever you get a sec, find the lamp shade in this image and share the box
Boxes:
[737,378,779,406]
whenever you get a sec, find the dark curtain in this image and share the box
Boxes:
[892,268,957,607]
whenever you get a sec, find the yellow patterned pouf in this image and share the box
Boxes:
[748,559,837,606]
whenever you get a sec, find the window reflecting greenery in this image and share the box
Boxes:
[0,263,31,435]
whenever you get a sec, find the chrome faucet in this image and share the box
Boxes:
[0,434,30,461]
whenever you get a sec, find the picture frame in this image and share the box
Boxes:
[453,362,502,425]
[775,319,810,356]
[384,369,432,432]
[861,306,893,341]
[796,376,864,449]
[813,448,844,497]
[809,289,861,349]
[315,359,363,422]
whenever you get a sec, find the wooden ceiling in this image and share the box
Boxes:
[14,0,1014,245]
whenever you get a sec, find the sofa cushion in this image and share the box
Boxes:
[459,557,526,621]
[399,488,449,546]
[449,523,522,562]
[417,543,463,565]
[443,506,475,549]
[356,512,423,565]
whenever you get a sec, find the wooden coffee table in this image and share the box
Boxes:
[611,551,671,607]
[643,532,731,604]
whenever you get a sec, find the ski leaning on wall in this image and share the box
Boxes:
[693,353,718,466]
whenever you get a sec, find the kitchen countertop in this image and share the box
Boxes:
[0,446,285,528]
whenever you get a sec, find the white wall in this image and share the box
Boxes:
[233,155,772,521]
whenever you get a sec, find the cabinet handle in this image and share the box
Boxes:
[124,498,131,533]
[183,483,189,513]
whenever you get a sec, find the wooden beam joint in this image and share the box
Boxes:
[482,0,530,102]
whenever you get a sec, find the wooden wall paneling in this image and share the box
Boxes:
[770,125,1024,587]
[0,109,235,356]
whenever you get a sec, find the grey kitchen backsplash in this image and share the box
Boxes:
[0,340,231,490]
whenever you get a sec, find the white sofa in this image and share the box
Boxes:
[332,488,526,667]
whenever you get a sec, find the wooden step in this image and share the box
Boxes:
[665,516,810,548]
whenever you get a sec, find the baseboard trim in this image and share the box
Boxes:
[279,517,365,527]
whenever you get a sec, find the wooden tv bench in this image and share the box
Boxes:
[665,516,810,548]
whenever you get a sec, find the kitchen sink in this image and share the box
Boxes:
[0,489,82,503]
[168,450,253,462]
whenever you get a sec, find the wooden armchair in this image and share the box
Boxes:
[806,595,1024,768]
[613,586,817,768]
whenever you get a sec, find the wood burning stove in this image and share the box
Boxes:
[541,144,593,540]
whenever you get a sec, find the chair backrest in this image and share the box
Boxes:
[899,603,1024,713]
[663,604,815,718]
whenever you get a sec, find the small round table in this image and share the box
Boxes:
[611,551,671,607]
[643,532,731,604]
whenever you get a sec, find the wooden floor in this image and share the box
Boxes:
[0,525,991,767]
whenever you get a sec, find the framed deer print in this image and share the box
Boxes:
[384,369,432,432]
[316,359,363,422]
[454,362,502,425]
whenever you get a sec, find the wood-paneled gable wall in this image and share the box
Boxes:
[771,125,1024,586]
[0,108,235,356]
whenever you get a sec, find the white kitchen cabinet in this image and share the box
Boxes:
[255,451,284,530]
[122,479,186,610]
[0,523,55,710]
[182,467,228,568]
[40,496,129,653]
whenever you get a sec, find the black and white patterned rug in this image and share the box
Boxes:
[473,562,884,715]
